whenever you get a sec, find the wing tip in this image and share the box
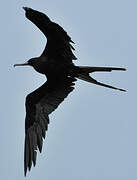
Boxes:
[24,169,27,177]
[22,7,30,11]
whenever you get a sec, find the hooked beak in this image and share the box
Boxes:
[14,62,29,67]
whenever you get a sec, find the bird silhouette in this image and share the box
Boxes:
[14,7,126,176]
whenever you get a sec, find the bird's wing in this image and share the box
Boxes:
[24,77,76,176]
[23,7,77,60]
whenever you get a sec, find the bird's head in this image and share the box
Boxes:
[14,58,38,68]
[14,57,46,74]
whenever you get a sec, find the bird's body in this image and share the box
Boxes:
[31,56,77,78]
[14,7,126,176]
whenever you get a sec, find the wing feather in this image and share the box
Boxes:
[24,7,77,61]
[24,77,76,175]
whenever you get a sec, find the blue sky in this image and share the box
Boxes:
[0,0,136,179]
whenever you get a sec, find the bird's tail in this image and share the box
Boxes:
[77,66,126,92]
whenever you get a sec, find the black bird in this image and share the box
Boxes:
[14,7,126,176]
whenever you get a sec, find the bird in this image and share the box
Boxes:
[14,7,126,176]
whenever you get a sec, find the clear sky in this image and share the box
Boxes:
[0,0,136,179]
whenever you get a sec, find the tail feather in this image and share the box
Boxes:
[78,66,126,73]
[77,66,126,92]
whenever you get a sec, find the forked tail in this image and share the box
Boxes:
[77,66,126,92]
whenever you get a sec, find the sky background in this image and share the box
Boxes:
[0,0,136,179]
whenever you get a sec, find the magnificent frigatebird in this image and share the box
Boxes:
[14,7,126,176]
